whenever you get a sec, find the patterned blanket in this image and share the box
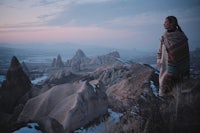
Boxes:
[163,30,190,78]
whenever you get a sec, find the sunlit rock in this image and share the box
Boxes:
[18,80,108,132]
[105,64,153,111]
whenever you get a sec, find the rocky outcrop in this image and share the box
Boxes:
[45,70,82,85]
[0,56,32,132]
[107,51,120,58]
[65,49,91,71]
[52,54,64,68]
[18,80,108,133]
[0,56,31,113]
[21,61,30,77]
[88,63,146,88]
[65,50,122,72]
[89,51,121,66]
[52,58,56,67]
[106,64,153,111]
[108,78,200,133]
[104,66,200,133]
[80,63,200,132]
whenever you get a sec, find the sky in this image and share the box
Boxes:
[0,0,200,51]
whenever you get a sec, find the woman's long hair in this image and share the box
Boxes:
[166,16,183,32]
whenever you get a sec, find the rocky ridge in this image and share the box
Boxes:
[1,50,200,133]
[51,49,122,72]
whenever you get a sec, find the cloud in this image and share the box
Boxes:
[38,0,59,5]
[0,25,135,47]
[0,27,46,33]
[75,0,113,4]
[44,0,135,26]
[102,13,162,29]
[0,0,199,51]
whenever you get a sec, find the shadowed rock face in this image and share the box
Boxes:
[21,61,30,77]
[0,56,31,113]
[18,80,108,132]
[0,56,32,133]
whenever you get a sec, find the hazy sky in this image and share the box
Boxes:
[0,0,199,51]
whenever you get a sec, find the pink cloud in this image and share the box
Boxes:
[0,26,135,46]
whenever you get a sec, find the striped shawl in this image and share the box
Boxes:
[161,30,190,78]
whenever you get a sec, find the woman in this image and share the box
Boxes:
[157,16,190,96]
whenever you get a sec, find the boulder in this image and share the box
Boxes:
[18,80,108,132]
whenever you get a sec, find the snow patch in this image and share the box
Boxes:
[108,108,123,123]
[74,123,105,133]
[13,123,42,133]
[134,104,140,113]
[89,83,97,93]
[140,94,147,101]
[74,108,123,133]
[31,74,48,84]
[150,80,159,97]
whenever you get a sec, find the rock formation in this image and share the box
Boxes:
[1,51,198,133]
[63,50,123,72]
[21,61,30,77]
[89,51,121,66]
[107,51,120,58]
[45,70,82,85]
[0,56,32,132]
[18,80,108,133]
[99,63,200,133]
[52,54,64,68]
[88,63,143,88]
[107,77,200,133]
[65,49,91,72]
[106,64,153,111]
[52,58,56,67]
[0,56,31,113]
